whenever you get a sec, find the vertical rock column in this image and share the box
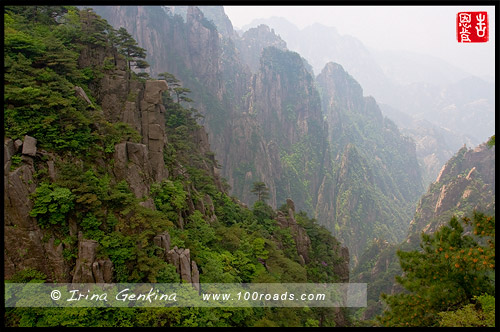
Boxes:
[141,80,169,182]
[72,233,114,283]
[154,230,200,292]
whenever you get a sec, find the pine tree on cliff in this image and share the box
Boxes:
[112,27,149,72]
[251,181,270,202]
[159,72,193,104]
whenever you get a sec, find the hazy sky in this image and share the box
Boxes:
[224,6,495,80]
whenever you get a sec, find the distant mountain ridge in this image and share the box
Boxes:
[242,16,495,186]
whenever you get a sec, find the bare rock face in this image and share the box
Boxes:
[72,238,99,283]
[179,249,192,283]
[276,199,311,264]
[167,247,193,283]
[14,139,23,152]
[153,232,171,259]
[408,142,495,242]
[113,142,152,199]
[22,135,37,157]
[4,139,14,174]
[166,246,181,274]
[92,259,114,283]
[191,260,200,292]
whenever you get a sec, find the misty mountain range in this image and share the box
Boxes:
[242,16,495,185]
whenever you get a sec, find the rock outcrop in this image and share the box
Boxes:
[72,234,113,283]
[166,247,200,291]
[104,77,170,193]
[153,232,200,291]
[407,142,495,243]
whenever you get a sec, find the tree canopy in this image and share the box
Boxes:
[378,211,495,327]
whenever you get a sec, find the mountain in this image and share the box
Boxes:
[235,24,287,72]
[91,5,425,267]
[242,16,495,186]
[388,76,495,146]
[4,6,350,327]
[242,17,394,100]
[316,62,424,263]
[379,103,473,186]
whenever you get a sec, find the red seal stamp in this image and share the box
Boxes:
[457,12,489,43]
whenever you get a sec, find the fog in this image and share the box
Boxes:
[224,6,495,81]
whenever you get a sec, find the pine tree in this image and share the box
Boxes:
[158,72,192,103]
[251,182,270,202]
[112,27,149,71]
[377,212,495,327]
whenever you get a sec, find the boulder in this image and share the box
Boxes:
[22,135,37,157]
[14,139,23,152]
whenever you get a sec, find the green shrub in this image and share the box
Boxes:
[29,183,75,228]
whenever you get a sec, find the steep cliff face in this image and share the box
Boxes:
[316,62,424,264]
[92,5,253,200]
[4,138,69,281]
[240,47,330,211]
[407,142,495,244]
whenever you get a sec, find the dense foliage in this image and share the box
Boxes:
[377,212,495,327]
